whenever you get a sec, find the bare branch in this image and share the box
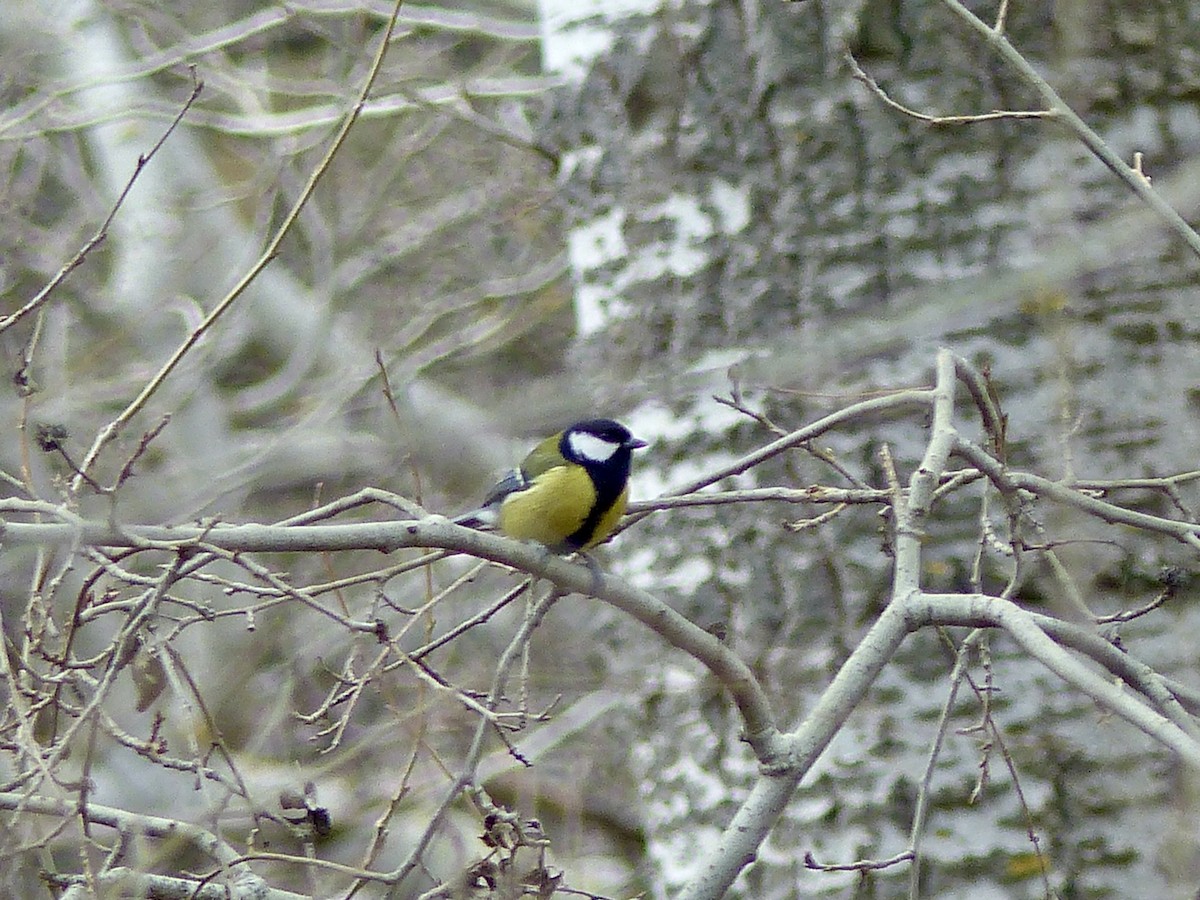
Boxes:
[845,50,1054,126]
[0,71,203,338]
[69,0,410,491]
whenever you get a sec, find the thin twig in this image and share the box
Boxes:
[845,51,1054,125]
[0,70,204,338]
[936,0,1200,260]
[804,849,915,872]
[70,1,407,492]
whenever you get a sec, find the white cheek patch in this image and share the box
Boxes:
[568,431,620,463]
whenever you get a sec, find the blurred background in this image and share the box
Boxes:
[1,0,1199,897]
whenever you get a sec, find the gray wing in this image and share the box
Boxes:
[453,467,528,529]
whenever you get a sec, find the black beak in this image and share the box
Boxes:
[627,436,648,450]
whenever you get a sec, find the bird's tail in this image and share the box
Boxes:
[452,508,496,530]
[453,468,526,530]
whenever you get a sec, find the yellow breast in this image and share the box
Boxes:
[496,465,629,552]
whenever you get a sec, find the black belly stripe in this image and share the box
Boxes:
[564,454,630,549]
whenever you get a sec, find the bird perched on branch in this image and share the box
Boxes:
[454,418,646,553]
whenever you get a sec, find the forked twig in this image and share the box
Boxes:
[0,70,204,338]
[70,1,409,492]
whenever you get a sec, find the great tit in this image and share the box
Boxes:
[455,418,647,553]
